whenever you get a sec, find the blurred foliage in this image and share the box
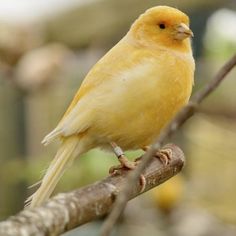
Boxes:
[184,114,236,223]
[204,9,236,59]
[45,0,229,48]
[150,175,185,213]
[0,0,236,235]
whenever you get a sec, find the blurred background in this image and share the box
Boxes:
[0,0,236,235]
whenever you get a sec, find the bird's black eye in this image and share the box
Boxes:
[159,23,166,29]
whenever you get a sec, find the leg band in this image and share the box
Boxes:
[113,146,124,158]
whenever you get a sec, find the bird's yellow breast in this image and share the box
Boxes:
[58,37,194,151]
[75,42,195,150]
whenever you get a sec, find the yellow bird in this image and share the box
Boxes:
[27,6,195,208]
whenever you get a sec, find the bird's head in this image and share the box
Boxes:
[129,6,193,52]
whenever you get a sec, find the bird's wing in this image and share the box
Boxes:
[62,40,148,117]
[42,41,155,144]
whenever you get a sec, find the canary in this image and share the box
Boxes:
[27,6,195,208]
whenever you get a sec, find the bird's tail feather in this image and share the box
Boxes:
[26,136,80,208]
[41,127,62,146]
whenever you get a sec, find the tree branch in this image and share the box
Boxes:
[0,144,184,236]
[100,54,236,236]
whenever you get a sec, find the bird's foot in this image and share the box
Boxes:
[109,154,146,192]
[156,148,173,165]
[109,154,137,174]
[142,146,173,165]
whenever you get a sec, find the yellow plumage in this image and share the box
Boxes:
[28,6,195,208]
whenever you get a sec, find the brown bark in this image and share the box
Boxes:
[0,144,184,236]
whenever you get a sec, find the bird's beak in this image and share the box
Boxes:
[174,23,194,40]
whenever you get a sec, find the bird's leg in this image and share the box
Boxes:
[109,142,146,192]
[138,145,173,165]
[109,142,136,174]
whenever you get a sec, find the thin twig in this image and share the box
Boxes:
[0,144,184,236]
[100,54,236,236]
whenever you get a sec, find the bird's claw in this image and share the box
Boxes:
[155,148,173,165]
[109,156,137,175]
[142,146,173,165]
[109,156,146,192]
[139,174,146,192]
[109,164,125,175]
